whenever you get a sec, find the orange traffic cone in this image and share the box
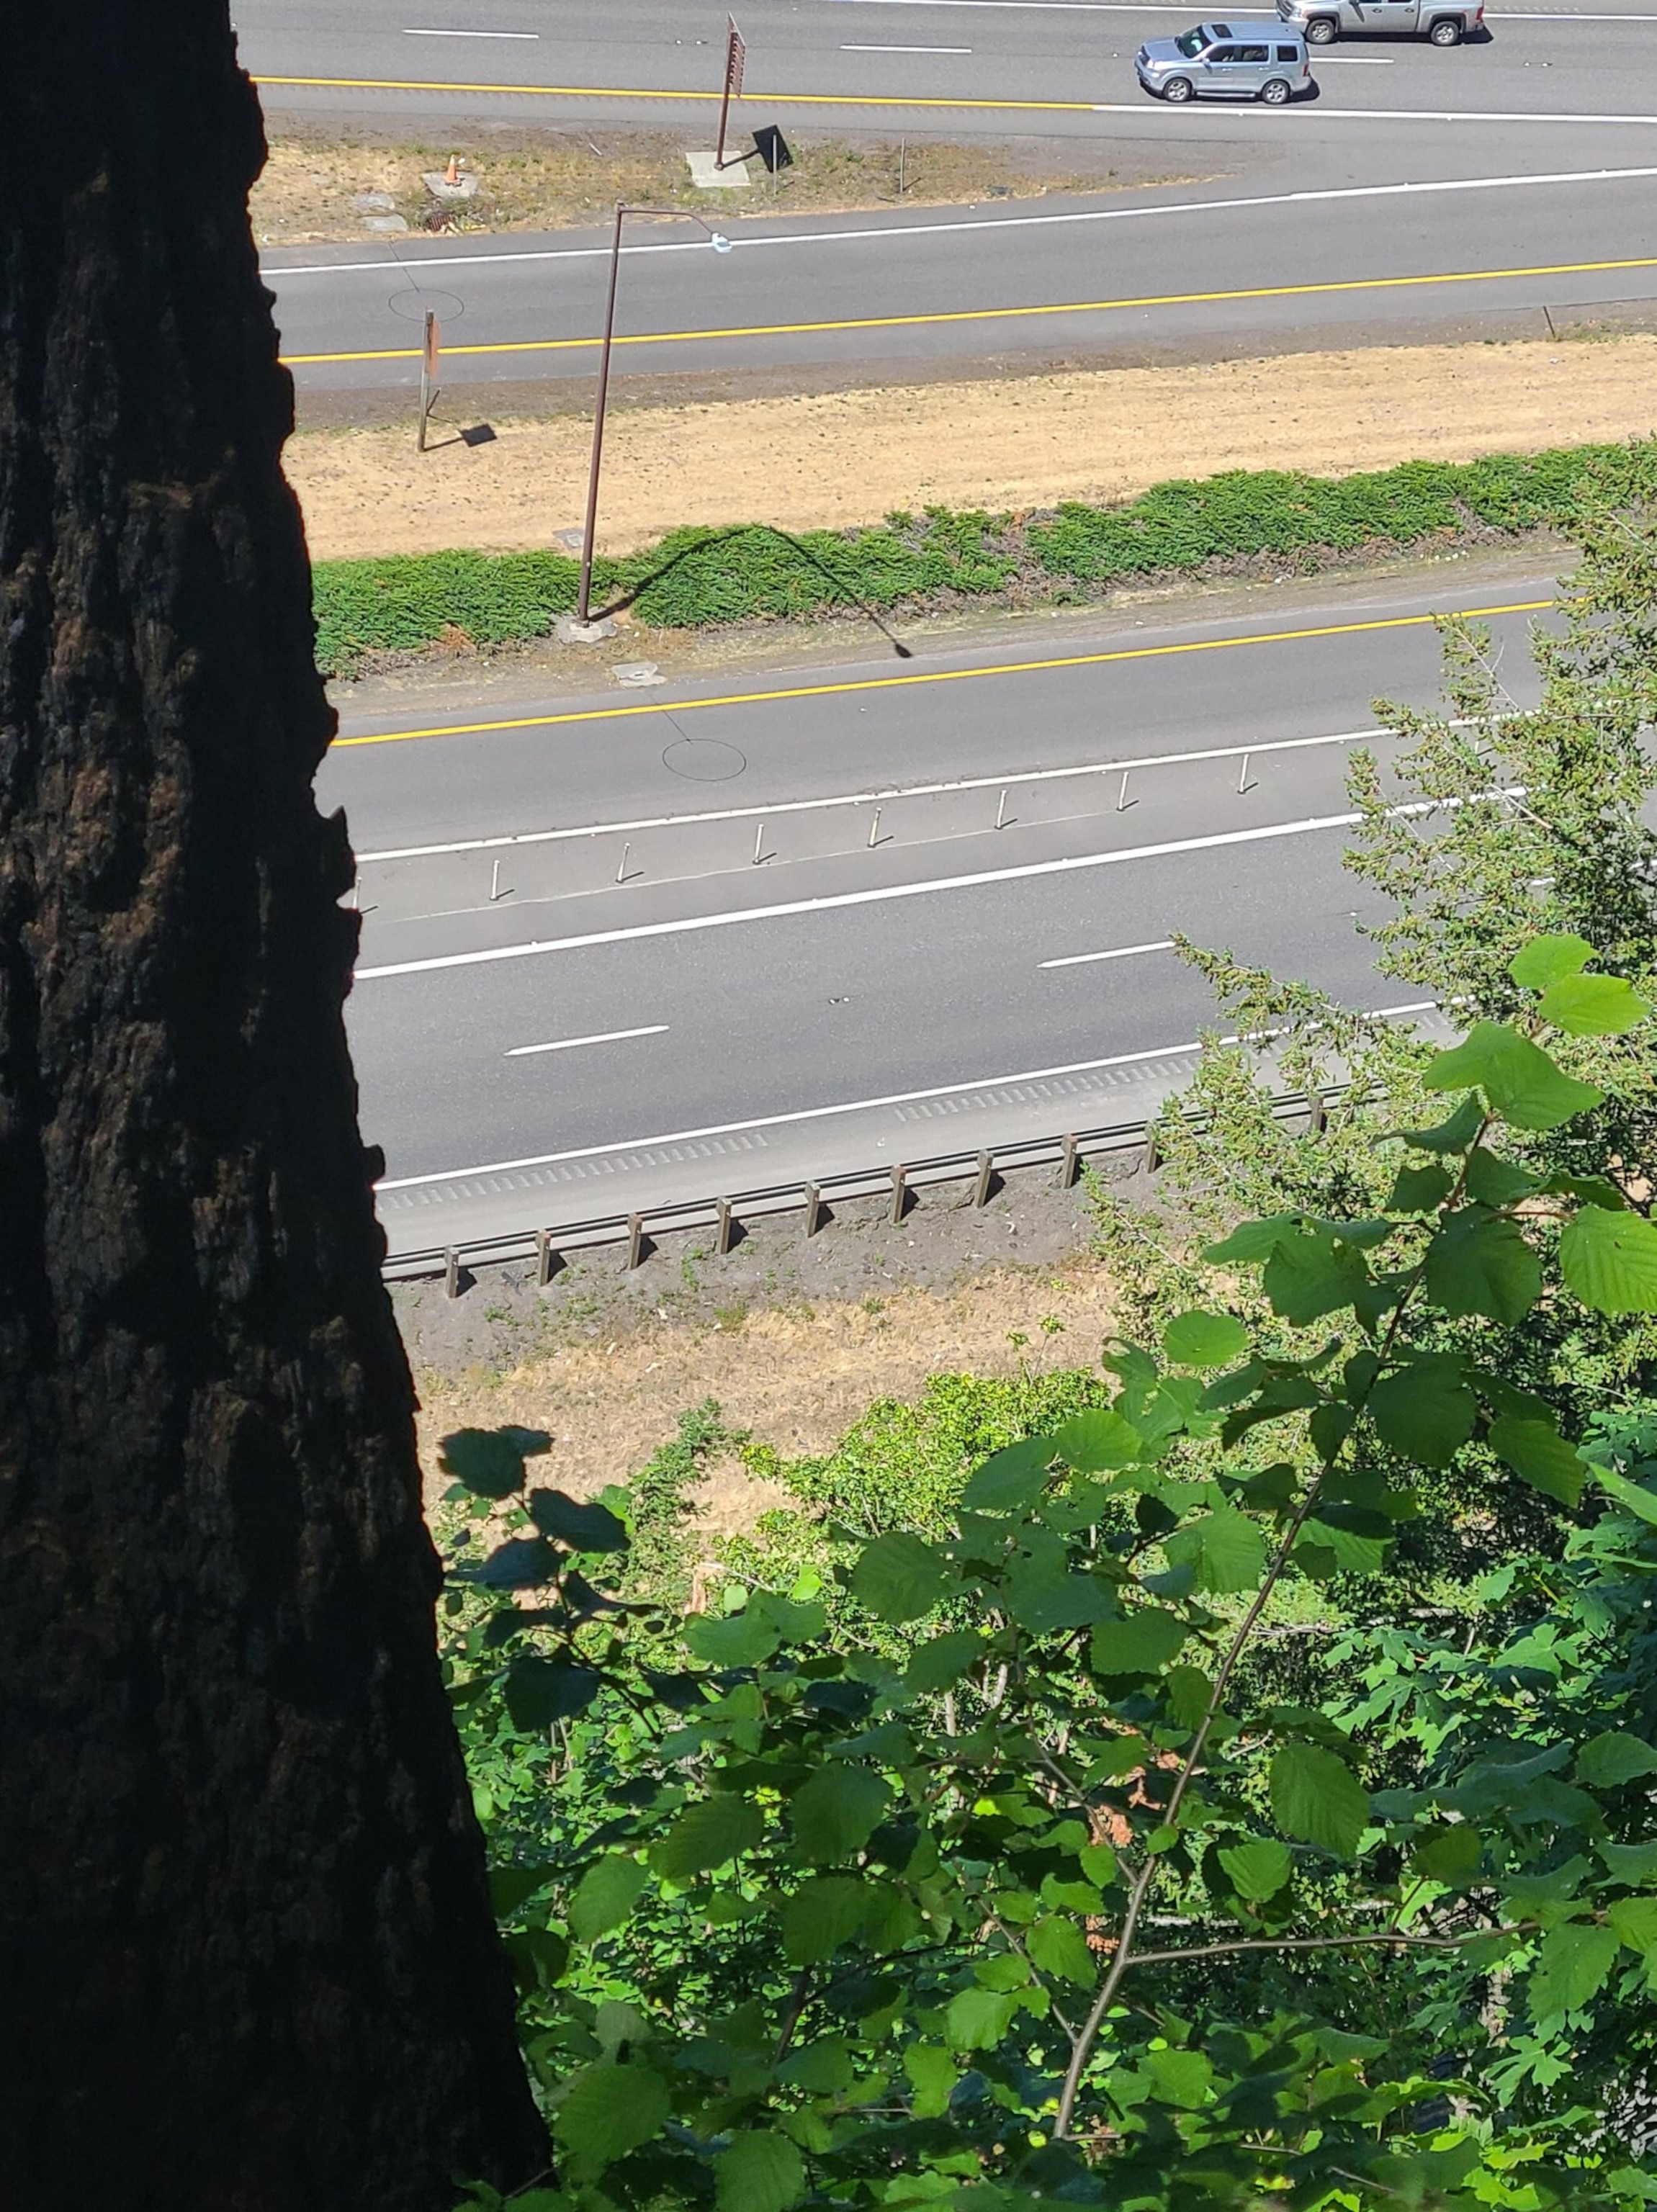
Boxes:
[444,153,461,185]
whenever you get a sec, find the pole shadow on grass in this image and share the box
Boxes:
[591,523,916,660]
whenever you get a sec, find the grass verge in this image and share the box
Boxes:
[313,441,1644,675]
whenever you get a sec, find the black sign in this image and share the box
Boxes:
[751,124,794,173]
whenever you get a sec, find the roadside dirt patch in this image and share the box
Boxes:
[287,335,1656,563]
[408,1257,1118,1510]
[253,124,1193,245]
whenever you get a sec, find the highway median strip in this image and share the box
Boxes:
[312,439,1645,677]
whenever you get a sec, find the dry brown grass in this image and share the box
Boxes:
[287,335,1654,564]
[414,1259,1118,1509]
[253,127,1166,246]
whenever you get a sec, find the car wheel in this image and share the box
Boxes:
[1305,15,1338,41]
[1428,14,1462,39]
[1259,74,1292,100]
[1162,72,1195,98]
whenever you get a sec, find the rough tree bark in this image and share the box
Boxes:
[0,9,548,2206]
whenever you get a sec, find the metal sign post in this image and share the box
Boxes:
[715,15,746,168]
[417,309,441,451]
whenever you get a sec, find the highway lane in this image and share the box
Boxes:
[324,571,1557,1249]
[238,0,1657,138]
[270,161,1657,396]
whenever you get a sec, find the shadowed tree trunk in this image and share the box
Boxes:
[1,9,547,2205]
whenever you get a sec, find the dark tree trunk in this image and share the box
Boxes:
[0,10,547,2206]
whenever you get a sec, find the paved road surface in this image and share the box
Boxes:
[269,156,1657,403]
[321,570,1559,1252]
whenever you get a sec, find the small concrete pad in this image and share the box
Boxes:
[554,613,618,644]
[683,150,752,189]
[612,661,666,688]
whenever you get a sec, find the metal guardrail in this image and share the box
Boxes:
[385,1082,1336,1295]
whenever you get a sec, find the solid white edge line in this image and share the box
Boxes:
[264,163,1657,279]
[1040,939,1176,968]
[356,807,1370,981]
[504,1023,668,1056]
[355,727,1393,865]
[402,25,542,35]
[376,999,1440,1190]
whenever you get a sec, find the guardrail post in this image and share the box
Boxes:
[715,1197,736,1256]
[535,1228,556,1287]
[890,1163,907,1224]
[804,1180,823,1236]
[973,1150,994,1208]
[1059,1133,1079,1189]
[625,1213,645,1269]
[444,1248,460,1300]
[1144,1128,1161,1174]
[1307,1092,1328,1135]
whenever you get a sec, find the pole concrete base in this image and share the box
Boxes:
[555,614,618,644]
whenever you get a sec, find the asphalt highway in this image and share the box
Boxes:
[324,570,1558,1253]
[238,0,1657,138]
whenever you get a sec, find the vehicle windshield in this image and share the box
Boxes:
[1175,26,1211,53]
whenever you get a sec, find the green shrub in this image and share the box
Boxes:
[310,439,1657,674]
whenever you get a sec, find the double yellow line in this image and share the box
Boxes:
[335,600,1555,751]
[282,253,1657,367]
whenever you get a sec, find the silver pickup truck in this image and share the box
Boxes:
[1276,0,1483,40]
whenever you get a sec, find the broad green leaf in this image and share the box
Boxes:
[472,1536,558,1590]
[1370,1356,1476,1469]
[961,1437,1055,1511]
[1560,1207,1657,1316]
[904,2044,958,2120]
[503,1656,601,1732]
[850,1532,952,1624]
[1300,1519,1389,1576]
[781,1876,870,1965]
[1006,1558,1115,1631]
[1162,1663,1213,1731]
[790,1765,892,1865]
[1079,1840,1119,1887]
[1529,1922,1620,2020]
[907,1629,986,1693]
[1051,1407,1144,1472]
[1389,1161,1455,1213]
[1609,1899,1657,1955]
[526,1488,628,1553]
[1596,1467,1657,1526]
[1090,1608,1187,1676]
[652,1793,764,1881]
[1488,1414,1584,1507]
[1026,1915,1096,1988]
[1603,1840,1657,1881]
[1424,1212,1543,1325]
[1464,1150,1540,1208]
[554,2062,670,2178]
[1262,1232,1370,1326]
[1423,1021,1604,1130]
[439,1427,531,1498]
[777,2041,854,2095]
[1270,1740,1369,1858]
[1539,971,1651,1036]
[570,1856,648,1943]
[1218,1838,1293,1899]
[1510,933,1594,989]
[974,1950,1032,1992]
[1393,1094,1486,1156]
[1167,1506,1267,1595]
[1145,2048,1213,2108]
[685,1611,783,1668]
[1201,1214,1300,1264]
[490,1862,557,1918]
[945,1986,1018,2051]
[1410,1824,1482,1884]
[1162,1310,1249,1367]
[1576,1731,1657,1786]
[716,2131,806,2212]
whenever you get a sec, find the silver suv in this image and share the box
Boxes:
[1276,0,1483,40]
[1136,21,1311,101]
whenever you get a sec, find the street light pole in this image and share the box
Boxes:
[574,204,731,631]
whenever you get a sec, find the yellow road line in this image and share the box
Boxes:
[281,255,1657,367]
[332,599,1554,750]
[253,71,1096,112]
